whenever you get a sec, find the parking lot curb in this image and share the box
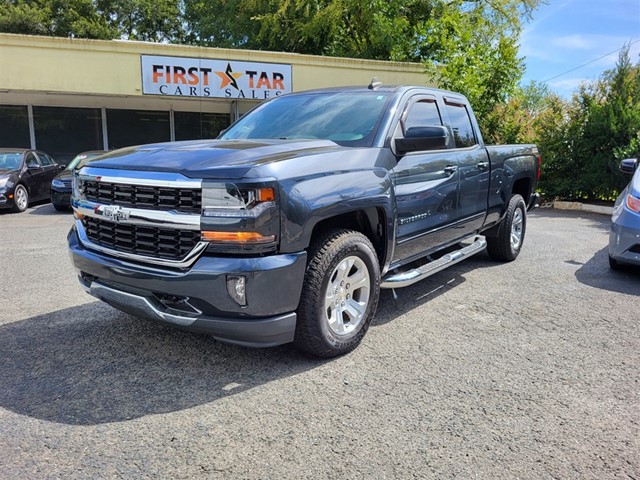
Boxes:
[553,201,613,216]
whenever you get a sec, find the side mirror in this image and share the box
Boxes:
[395,126,449,154]
[619,158,638,175]
[27,162,41,170]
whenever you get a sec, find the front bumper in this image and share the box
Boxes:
[68,226,307,347]
[609,204,640,266]
[51,188,72,206]
[0,191,15,209]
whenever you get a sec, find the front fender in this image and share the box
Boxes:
[278,168,395,261]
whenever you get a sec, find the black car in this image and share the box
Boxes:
[51,150,106,211]
[0,148,63,213]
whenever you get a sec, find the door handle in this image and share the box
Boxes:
[476,161,489,171]
[444,165,458,175]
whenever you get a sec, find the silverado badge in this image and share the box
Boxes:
[102,205,130,223]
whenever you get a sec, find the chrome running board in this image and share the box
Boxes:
[381,237,487,289]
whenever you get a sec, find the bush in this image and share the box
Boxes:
[483,45,640,202]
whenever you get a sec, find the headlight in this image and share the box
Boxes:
[51,179,65,189]
[626,193,640,213]
[0,176,10,188]
[201,182,279,252]
[72,173,81,196]
[202,183,275,212]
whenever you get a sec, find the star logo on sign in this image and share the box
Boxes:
[215,63,243,90]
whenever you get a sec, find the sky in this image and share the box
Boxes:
[520,0,640,97]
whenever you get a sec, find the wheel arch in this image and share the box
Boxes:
[511,177,532,205]
[308,207,389,268]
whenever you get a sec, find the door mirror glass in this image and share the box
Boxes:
[395,126,449,154]
[619,158,638,175]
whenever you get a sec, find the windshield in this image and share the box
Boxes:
[68,152,104,170]
[0,153,22,170]
[220,91,391,147]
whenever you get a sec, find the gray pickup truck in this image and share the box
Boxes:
[68,83,540,357]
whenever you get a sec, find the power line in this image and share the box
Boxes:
[541,38,640,83]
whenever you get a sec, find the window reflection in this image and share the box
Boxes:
[106,109,170,149]
[34,106,103,164]
[0,105,30,149]
[174,112,231,141]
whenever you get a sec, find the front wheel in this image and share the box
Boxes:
[486,194,527,262]
[12,184,29,212]
[294,229,381,358]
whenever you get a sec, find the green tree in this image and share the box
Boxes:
[482,81,551,145]
[493,45,640,201]
[573,46,640,200]
[96,0,185,43]
[184,0,539,119]
[421,0,539,122]
[0,0,115,39]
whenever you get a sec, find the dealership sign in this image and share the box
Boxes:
[141,55,292,99]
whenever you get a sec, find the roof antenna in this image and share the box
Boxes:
[368,77,382,90]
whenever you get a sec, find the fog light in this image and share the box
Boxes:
[226,275,247,306]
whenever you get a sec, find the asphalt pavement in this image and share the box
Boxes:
[0,204,638,479]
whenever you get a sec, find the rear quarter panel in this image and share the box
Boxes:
[484,144,538,226]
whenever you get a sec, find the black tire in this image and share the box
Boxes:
[609,255,621,270]
[53,202,69,211]
[294,229,381,358]
[12,184,29,213]
[486,194,527,262]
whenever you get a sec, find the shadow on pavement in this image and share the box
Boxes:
[27,203,69,215]
[374,250,500,327]
[528,208,611,232]
[575,246,640,295]
[0,200,53,216]
[0,302,324,426]
[0,251,500,426]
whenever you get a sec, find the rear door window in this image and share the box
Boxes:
[444,102,477,148]
[37,152,54,166]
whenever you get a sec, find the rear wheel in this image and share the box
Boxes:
[486,194,527,262]
[294,229,381,358]
[12,184,28,212]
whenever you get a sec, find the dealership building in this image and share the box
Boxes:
[0,33,428,164]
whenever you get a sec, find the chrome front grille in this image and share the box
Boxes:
[82,181,202,213]
[82,216,201,261]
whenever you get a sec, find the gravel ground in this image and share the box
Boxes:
[0,204,638,479]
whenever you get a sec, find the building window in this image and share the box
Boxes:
[174,112,231,141]
[33,106,104,164]
[106,109,170,150]
[0,105,30,149]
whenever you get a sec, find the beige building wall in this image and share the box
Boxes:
[0,34,431,158]
[0,33,429,113]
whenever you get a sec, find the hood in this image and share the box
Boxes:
[0,168,18,177]
[54,169,73,182]
[83,139,346,179]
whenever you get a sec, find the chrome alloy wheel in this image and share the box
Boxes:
[324,255,371,336]
[15,186,28,211]
[511,208,524,250]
